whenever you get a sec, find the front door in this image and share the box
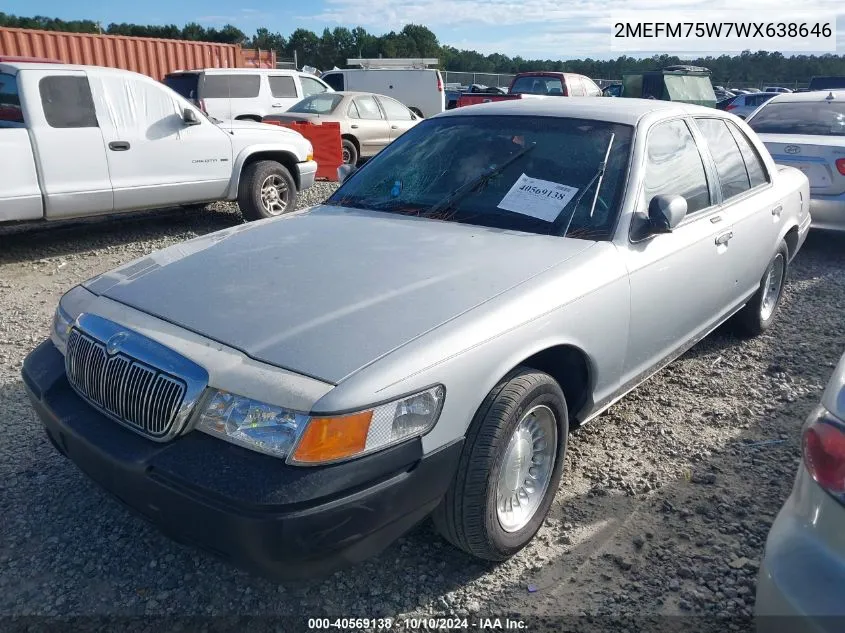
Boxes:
[374,95,418,142]
[91,73,233,211]
[620,118,735,387]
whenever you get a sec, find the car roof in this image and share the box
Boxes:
[0,61,159,78]
[437,97,718,126]
[767,89,845,103]
[168,68,303,75]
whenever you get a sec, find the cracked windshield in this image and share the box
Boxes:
[327,115,634,240]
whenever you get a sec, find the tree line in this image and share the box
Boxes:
[2,12,844,84]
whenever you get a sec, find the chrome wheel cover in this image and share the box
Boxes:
[496,404,558,533]
[760,253,785,321]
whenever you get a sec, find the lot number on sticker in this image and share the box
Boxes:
[497,174,579,222]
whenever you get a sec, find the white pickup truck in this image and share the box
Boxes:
[0,61,318,225]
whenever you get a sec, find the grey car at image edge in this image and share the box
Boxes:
[755,349,845,632]
[23,98,811,581]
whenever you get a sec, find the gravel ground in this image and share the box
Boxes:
[1,187,844,632]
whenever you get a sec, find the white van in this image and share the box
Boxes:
[320,68,445,118]
[163,68,333,122]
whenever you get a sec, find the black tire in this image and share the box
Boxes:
[732,240,789,338]
[432,367,568,561]
[342,139,358,166]
[237,160,297,221]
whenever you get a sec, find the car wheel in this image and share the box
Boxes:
[237,160,297,221]
[733,240,789,338]
[432,367,568,561]
[342,139,358,166]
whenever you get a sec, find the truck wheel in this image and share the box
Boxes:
[238,160,297,221]
[342,139,358,166]
[432,368,568,561]
[732,240,789,338]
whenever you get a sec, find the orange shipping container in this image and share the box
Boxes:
[0,27,245,80]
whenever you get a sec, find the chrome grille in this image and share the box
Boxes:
[66,328,187,438]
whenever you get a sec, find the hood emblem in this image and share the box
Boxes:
[106,331,129,355]
[784,145,801,154]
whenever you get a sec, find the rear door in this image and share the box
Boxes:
[374,95,418,141]
[0,71,42,222]
[19,69,113,218]
[692,116,781,304]
[267,74,298,112]
[199,73,263,120]
[347,95,390,155]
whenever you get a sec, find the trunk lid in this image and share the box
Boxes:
[759,133,845,195]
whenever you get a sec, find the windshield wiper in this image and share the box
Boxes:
[553,132,615,237]
[426,142,536,218]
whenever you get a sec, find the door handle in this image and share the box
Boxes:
[108,141,130,151]
[772,204,783,217]
[710,215,723,224]
[351,124,359,129]
[715,231,734,246]
[271,103,283,107]
[391,125,398,129]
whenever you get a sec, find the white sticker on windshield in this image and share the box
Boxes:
[497,173,579,222]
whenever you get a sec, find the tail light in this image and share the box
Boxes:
[836,158,845,176]
[726,103,738,111]
[803,408,845,494]
[199,99,207,113]
[437,73,443,93]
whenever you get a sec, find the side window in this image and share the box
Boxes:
[39,76,98,128]
[99,75,185,137]
[300,76,328,98]
[582,76,602,96]
[568,77,585,97]
[322,73,344,91]
[726,121,770,187]
[353,96,384,120]
[643,119,711,214]
[695,118,751,201]
[347,100,360,119]
[268,75,296,98]
[0,72,24,124]
[201,74,260,99]
[376,96,413,120]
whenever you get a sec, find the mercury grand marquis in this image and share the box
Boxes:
[24,98,812,580]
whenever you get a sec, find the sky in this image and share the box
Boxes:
[3,0,844,60]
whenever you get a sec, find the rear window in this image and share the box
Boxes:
[748,101,845,136]
[0,72,24,124]
[511,76,565,96]
[201,74,261,99]
[39,76,98,128]
[163,73,199,100]
[289,93,343,114]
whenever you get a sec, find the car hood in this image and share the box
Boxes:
[83,206,593,384]
[217,118,304,138]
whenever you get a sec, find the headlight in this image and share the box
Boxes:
[51,302,74,354]
[196,385,445,465]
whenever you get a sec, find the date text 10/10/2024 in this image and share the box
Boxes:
[307,617,528,630]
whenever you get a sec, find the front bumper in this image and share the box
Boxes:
[296,160,318,191]
[22,339,462,581]
[809,193,845,232]
[755,466,845,633]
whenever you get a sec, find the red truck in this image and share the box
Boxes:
[455,71,603,108]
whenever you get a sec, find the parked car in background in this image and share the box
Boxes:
[0,61,316,225]
[456,71,602,107]
[23,97,809,582]
[765,86,794,93]
[263,91,421,165]
[746,90,845,231]
[755,349,845,630]
[320,67,445,118]
[621,65,717,107]
[808,76,845,92]
[721,92,778,118]
[603,83,622,97]
[162,68,332,122]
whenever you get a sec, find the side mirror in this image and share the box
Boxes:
[648,194,687,233]
[183,108,201,126]
[410,113,417,120]
[337,163,357,184]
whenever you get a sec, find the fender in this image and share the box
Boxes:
[225,144,306,199]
